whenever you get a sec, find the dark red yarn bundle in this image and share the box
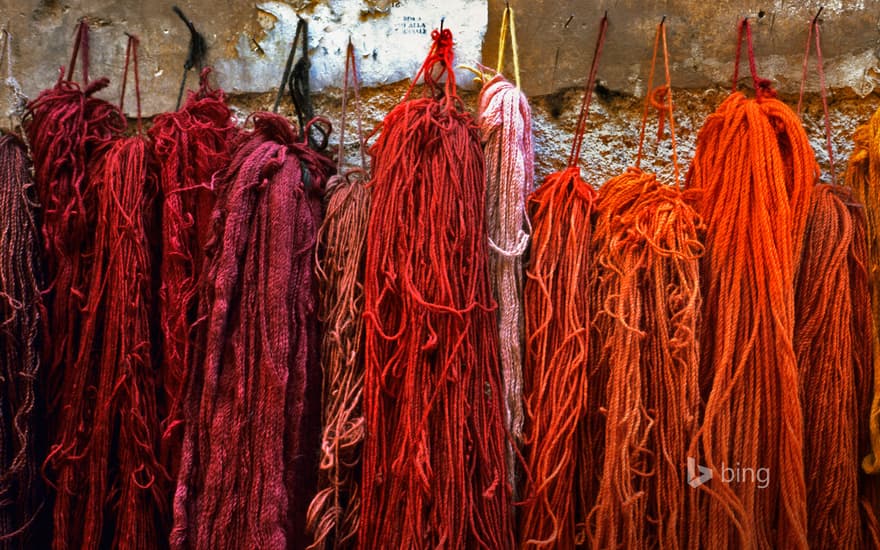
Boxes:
[38,35,164,550]
[0,132,47,548]
[171,111,333,549]
[148,68,236,484]
[360,28,513,548]
[24,22,125,432]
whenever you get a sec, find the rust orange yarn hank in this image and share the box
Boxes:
[589,19,703,550]
[519,14,606,548]
[794,16,877,549]
[685,18,814,550]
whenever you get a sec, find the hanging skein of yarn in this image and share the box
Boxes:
[171,17,334,550]
[307,40,371,550]
[149,62,236,480]
[519,14,605,549]
[477,4,534,494]
[23,20,125,436]
[0,30,48,546]
[793,13,878,548]
[360,25,513,549]
[45,35,165,550]
[685,18,814,549]
[589,19,703,550]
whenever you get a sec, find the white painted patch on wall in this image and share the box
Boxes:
[215,0,487,95]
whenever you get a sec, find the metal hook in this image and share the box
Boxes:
[440,16,445,32]
[813,6,824,25]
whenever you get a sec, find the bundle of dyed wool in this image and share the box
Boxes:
[0,30,48,549]
[24,21,125,433]
[42,36,164,550]
[361,27,513,548]
[171,95,334,548]
[794,15,878,548]
[307,41,371,550]
[519,15,605,548]
[149,67,235,485]
[590,20,703,550]
[685,19,814,549]
[477,4,533,491]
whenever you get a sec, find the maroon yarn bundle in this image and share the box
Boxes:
[0,132,47,548]
[360,28,513,549]
[148,68,235,483]
[23,22,125,429]
[172,112,333,549]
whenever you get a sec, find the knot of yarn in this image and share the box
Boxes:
[756,77,777,99]
[649,85,670,139]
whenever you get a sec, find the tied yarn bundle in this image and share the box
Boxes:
[477,3,534,489]
[794,185,871,549]
[148,68,235,482]
[42,35,165,550]
[590,21,703,549]
[519,15,605,548]
[685,19,814,549]
[23,21,125,430]
[361,27,513,549]
[172,111,333,549]
[307,42,370,550]
[794,17,878,548]
[590,170,703,549]
[844,92,880,548]
[0,132,46,548]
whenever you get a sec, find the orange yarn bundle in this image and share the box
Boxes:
[519,15,605,548]
[794,15,876,548]
[589,20,703,549]
[686,19,814,549]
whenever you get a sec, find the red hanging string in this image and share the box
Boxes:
[171,111,334,549]
[361,26,513,548]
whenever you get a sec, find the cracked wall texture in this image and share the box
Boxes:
[0,0,878,183]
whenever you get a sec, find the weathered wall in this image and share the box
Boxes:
[1,0,878,184]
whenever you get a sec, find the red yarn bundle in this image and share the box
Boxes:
[41,35,164,550]
[148,68,235,484]
[519,15,605,548]
[360,28,513,548]
[171,111,333,549]
[24,21,125,432]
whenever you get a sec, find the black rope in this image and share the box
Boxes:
[173,6,207,110]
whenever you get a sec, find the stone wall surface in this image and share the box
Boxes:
[0,0,878,183]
